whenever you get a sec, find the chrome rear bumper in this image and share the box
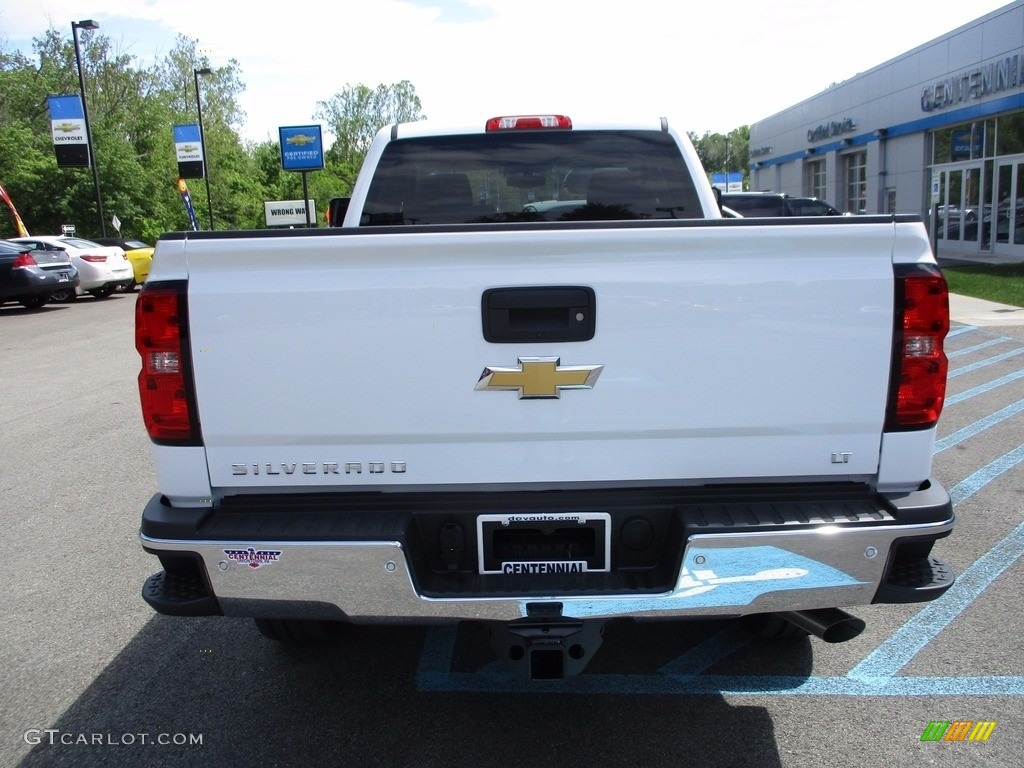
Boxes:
[141,512,954,622]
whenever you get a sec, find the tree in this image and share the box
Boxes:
[0,27,273,238]
[688,127,751,189]
[155,36,262,231]
[315,81,425,174]
[1,24,431,236]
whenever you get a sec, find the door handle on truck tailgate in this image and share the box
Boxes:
[482,286,596,343]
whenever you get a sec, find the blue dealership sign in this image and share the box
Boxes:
[951,128,983,160]
[47,94,90,168]
[711,171,744,192]
[279,125,325,172]
[173,123,204,179]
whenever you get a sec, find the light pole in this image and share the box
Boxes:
[724,135,730,191]
[193,67,214,230]
[72,19,106,237]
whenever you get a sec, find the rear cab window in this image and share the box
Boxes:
[360,130,703,225]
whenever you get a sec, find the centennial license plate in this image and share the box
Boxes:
[476,511,611,575]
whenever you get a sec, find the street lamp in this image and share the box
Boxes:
[193,67,214,230]
[72,19,106,237]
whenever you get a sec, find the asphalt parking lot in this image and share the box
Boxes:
[1,292,1021,767]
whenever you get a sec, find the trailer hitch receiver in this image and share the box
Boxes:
[490,603,606,681]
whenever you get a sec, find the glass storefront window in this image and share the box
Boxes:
[806,160,826,199]
[933,121,989,162]
[845,152,867,214]
[996,114,1024,156]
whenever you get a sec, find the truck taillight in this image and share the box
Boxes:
[886,264,949,430]
[485,115,572,131]
[135,282,201,444]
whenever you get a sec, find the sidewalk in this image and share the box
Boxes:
[949,293,1024,327]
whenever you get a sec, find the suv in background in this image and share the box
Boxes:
[721,192,842,217]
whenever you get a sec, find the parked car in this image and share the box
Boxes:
[0,238,79,309]
[92,237,153,290]
[9,236,133,300]
[721,191,842,217]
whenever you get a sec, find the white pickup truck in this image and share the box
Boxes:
[137,114,954,680]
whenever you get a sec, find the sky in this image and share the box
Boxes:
[1,0,1016,145]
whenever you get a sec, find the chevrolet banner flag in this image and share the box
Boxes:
[47,94,91,168]
[173,124,205,179]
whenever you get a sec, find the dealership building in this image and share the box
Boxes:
[748,1,1024,261]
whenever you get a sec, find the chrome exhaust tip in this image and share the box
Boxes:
[777,608,866,643]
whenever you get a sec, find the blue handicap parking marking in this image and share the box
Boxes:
[847,520,1024,689]
[416,522,1024,695]
[416,325,1024,695]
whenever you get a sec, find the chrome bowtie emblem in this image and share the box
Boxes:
[476,357,603,399]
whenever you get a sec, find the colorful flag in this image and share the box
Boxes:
[0,181,30,237]
[176,178,200,231]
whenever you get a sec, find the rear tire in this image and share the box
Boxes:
[49,288,76,303]
[19,296,48,309]
[88,284,116,299]
[253,618,345,644]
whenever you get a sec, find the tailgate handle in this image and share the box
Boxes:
[482,286,596,343]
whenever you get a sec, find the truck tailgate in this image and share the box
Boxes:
[182,222,898,491]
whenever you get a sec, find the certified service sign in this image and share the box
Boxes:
[278,125,325,172]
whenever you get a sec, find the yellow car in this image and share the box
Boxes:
[93,237,153,290]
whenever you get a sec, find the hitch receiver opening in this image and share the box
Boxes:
[489,603,606,681]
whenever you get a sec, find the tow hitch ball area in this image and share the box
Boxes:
[490,604,606,681]
[490,606,866,681]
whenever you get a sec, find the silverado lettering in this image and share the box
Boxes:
[136,113,955,681]
[230,461,407,475]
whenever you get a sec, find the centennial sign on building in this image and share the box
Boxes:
[921,53,1024,112]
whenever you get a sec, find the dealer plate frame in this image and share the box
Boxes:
[476,511,612,575]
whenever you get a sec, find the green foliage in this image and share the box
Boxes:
[688,127,750,188]
[1,26,741,237]
[315,81,426,170]
[0,26,357,238]
[943,263,1024,307]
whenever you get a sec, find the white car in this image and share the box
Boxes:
[9,235,134,300]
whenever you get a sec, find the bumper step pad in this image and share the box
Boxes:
[142,570,222,617]
[874,556,954,604]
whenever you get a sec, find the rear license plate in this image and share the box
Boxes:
[476,512,611,575]
[57,273,69,282]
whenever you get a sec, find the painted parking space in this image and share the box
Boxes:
[414,323,1024,695]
